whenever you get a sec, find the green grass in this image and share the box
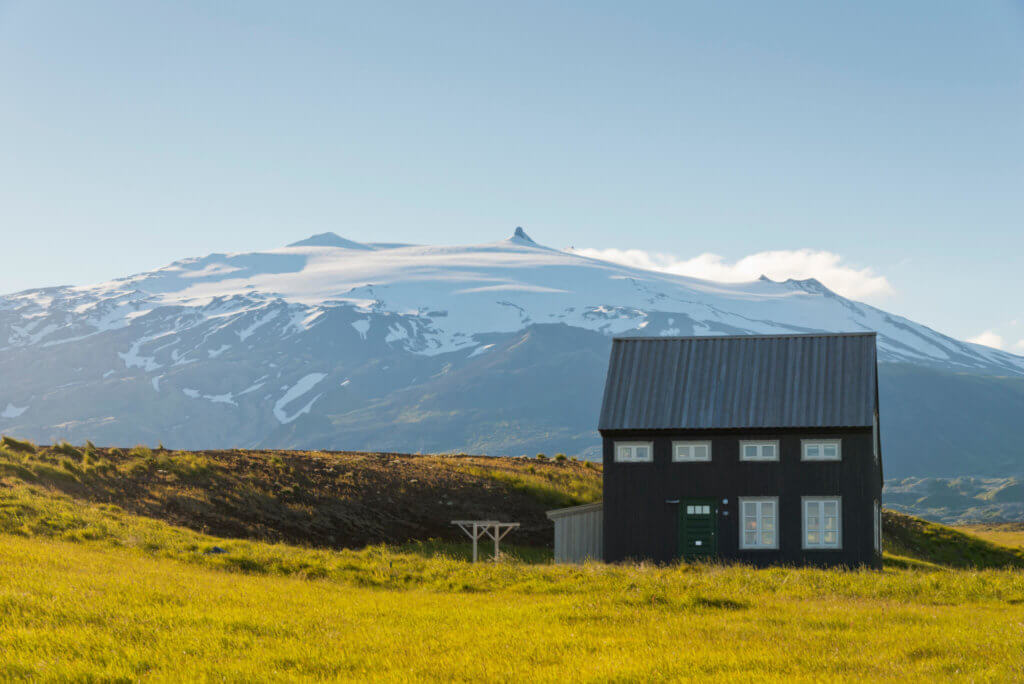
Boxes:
[884,510,1024,568]
[451,461,602,508]
[3,485,1024,680]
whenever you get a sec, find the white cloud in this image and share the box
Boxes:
[569,247,894,300]
[967,331,1005,350]
[1015,339,1024,351]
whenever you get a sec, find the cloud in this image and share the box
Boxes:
[1016,339,1024,351]
[569,247,894,300]
[967,331,1005,350]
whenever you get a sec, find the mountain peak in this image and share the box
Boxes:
[508,226,536,244]
[288,232,373,250]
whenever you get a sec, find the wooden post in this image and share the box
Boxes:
[472,523,478,563]
[494,523,499,560]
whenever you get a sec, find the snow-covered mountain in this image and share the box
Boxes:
[2,228,1023,477]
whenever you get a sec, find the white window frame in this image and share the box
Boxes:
[801,439,842,461]
[739,440,779,462]
[802,497,842,550]
[614,441,653,463]
[739,497,779,550]
[874,500,882,553]
[672,441,711,462]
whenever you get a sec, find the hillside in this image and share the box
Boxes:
[5,437,1024,571]
[0,438,600,548]
[3,230,1024,479]
[3,480,1024,679]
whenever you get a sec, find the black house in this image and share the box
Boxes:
[598,332,882,568]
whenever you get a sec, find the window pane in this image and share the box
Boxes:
[806,444,819,458]
[745,519,758,530]
[807,532,819,544]
[677,446,689,460]
[693,445,707,460]
[686,505,694,514]
[823,444,837,458]
[744,531,757,545]
[824,532,837,544]
[743,502,756,517]
[763,444,775,459]
[702,505,710,514]
[636,446,648,460]
[824,516,837,530]
[744,445,758,459]
[824,501,838,515]
[761,532,774,547]
[807,515,819,530]
[762,502,775,516]
[762,517,775,531]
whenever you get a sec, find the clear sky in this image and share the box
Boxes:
[1,1,1021,349]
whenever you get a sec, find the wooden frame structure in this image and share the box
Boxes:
[452,520,520,562]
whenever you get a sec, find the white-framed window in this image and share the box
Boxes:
[614,441,653,463]
[803,497,842,549]
[802,439,841,461]
[673,441,711,462]
[740,440,779,462]
[685,504,712,515]
[739,497,778,549]
[874,500,882,553]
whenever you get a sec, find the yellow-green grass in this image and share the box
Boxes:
[450,459,602,508]
[4,486,1024,680]
[955,523,1024,551]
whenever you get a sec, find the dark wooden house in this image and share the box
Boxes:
[598,332,882,568]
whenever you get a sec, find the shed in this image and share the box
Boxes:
[546,502,603,564]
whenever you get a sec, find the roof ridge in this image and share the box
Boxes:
[612,332,877,342]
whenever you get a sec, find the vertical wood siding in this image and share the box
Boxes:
[549,504,603,564]
[602,428,882,568]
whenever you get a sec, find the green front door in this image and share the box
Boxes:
[679,499,718,560]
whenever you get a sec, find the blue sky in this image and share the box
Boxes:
[1,1,1021,349]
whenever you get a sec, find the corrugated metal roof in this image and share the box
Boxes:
[598,333,878,431]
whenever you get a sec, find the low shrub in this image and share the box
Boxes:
[1,435,37,454]
[52,442,83,459]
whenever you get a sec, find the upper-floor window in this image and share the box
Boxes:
[740,440,779,462]
[803,497,842,549]
[740,497,778,549]
[802,439,841,461]
[673,441,711,462]
[615,441,653,463]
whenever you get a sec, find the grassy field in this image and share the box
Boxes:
[3,485,1024,681]
[956,523,1024,550]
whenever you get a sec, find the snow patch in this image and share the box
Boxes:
[2,404,28,419]
[351,319,370,339]
[237,309,281,341]
[208,344,231,358]
[152,375,162,392]
[273,373,328,424]
[182,388,200,398]
[469,343,495,358]
[118,339,162,372]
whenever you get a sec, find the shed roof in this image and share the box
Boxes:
[598,333,878,431]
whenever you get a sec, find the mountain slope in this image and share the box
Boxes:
[2,229,1023,477]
